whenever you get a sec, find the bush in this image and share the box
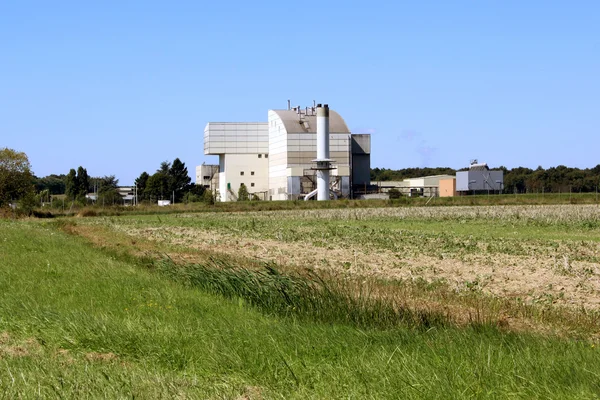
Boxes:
[238,184,249,201]
[18,191,38,216]
[203,190,215,205]
[388,188,402,199]
[182,192,201,203]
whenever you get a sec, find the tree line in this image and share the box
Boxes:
[133,158,209,204]
[1,147,213,210]
[4,145,600,211]
[371,165,600,194]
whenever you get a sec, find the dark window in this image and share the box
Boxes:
[240,171,244,176]
[251,171,255,176]
[203,176,210,180]
[251,183,255,187]
[265,154,269,158]
[258,154,262,158]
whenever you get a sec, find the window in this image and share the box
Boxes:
[251,183,255,187]
[265,154,269,158]
[251,171,255,176]
[240,171,244,176]
[258,154,262,158]
[203,176,210,180]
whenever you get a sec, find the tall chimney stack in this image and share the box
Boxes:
[314,104,332,201]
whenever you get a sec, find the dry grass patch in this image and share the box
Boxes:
[0,332,43,359]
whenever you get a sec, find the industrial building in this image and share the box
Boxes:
[200,103,371,202]
[456,160,504,194]
[196,163,220,192]
[371,175,456,197]
[369,161,504,198]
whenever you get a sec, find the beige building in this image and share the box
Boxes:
[196,164,219,192]
[372,174,456,197]
[203,122,269,201]
[201,104,370,202]
[439,178,457,197]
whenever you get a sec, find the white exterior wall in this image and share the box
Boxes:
[422,175,456,187]
[269,109,351,200]
[195,164,219,189]
[204,122,269,202]
[218,154,268,201]
[218,155,227,202]
[268,111,289,200]
[204,122,269,155]
[286,133,350,167]
[195,165,202,184]
[407,175,456,188]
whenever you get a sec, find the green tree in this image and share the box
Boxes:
[169,158,191,202]
[76,166,90,200]
[159,161,171,174]
[0,148,34,207]
[96,175,121,205]
[238,183,249,201]
[145,172,169,201]
[134,171,150,201]
[34,174,66,195]
[65,169,78,201]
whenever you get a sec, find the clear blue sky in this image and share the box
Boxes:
[1,1,598,184]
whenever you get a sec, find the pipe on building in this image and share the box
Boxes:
[315,104,331,201]
[304,188,318,201]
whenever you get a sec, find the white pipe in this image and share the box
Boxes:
[304,188,318,201]
[316,105,330,201]
[317,170,329,201]
[316,106,329,160]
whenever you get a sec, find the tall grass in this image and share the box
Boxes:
[2,220,600,398]
[155,258,448,330]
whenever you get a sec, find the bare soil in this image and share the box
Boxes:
[113,225,600,310]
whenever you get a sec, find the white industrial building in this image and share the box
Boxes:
[200,103,371,202]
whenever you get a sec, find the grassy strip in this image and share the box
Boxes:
[2,220,600,398]
[30,192,600,218]
[66,215,600,338]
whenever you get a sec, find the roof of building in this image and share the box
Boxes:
[469,163,490,171]
[269,109,351,134]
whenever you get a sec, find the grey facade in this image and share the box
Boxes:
[456,170,504,192]
[351,134,371,186]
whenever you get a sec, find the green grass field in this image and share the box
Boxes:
[2,204,600,398]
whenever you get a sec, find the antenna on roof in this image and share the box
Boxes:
[287,99,291,110]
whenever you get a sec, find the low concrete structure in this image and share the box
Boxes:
[439,178,456,197]
[372,175,456,197]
